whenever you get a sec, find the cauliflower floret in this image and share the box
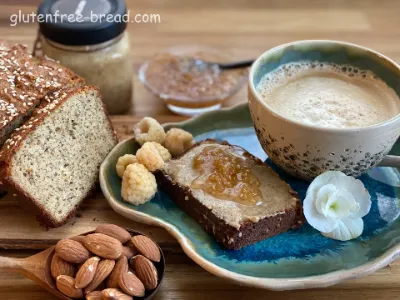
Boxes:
[136,142,166,171]
[164,128,194,157]
[116,154,138,177]
[133,117,166,145]
[121,163,157,205]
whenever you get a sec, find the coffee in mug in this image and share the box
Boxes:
[255,61,400,128]
[248,40,400,180]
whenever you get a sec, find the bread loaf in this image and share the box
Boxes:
[0,40,84,145]
[0,86,117,227]
[0,41,118,226]
[0,40,84,198]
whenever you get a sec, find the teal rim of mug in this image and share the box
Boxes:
[248,40,400,133]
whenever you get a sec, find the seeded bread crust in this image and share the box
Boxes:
[0,40,84,145]
[155,140,304,250]
[0,40,84,198]
[0,86,118,227]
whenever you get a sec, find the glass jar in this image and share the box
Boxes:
[35,0,133,115]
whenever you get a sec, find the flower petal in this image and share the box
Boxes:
[347,180,371,218]
[303,193,338,232]
[306,171,344,194]
[307,171,347,197]
[327,174,371,218]
[325,189,358,219]
[315,184,337,216]
[351,190,371,218]
[322,218,363,241]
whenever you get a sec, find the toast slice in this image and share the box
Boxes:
[155,140,304,250]
[0,86,117,227]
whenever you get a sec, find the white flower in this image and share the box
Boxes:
[303,171,371,241]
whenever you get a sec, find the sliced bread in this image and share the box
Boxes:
[0,86,117,227]
[0,40,84,197]
[0,40,84,145]
[155,140,304,250]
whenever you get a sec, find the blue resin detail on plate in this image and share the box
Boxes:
[101,105,400,279]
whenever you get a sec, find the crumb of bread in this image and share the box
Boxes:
[121,163,157,205]
[164,128,194,157]
[136,142,165,171]
[2,87,117,226]
[116,154,138,177]
[133,117,166,145]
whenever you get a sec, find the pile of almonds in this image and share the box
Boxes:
[51,224,161,299]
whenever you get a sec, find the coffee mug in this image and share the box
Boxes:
[248,40,400,181]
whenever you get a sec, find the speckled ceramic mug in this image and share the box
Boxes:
[248,40,400,181]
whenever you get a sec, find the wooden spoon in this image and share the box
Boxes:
[0,229,165,299]
[0,246,70,299]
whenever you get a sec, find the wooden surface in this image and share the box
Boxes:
[1,0,400,299]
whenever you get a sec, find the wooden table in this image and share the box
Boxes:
[1,0,400,299]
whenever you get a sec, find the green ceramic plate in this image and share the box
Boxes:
[99,103,400,290]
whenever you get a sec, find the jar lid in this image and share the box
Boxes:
[38,0,127,46]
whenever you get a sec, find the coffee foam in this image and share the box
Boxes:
[256,61,400,128]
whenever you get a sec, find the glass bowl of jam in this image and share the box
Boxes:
[139,45,248,116]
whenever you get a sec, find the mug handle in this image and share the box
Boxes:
[378,155,400,168]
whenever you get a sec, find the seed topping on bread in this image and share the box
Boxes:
[0,40,83,145]
[0,90,69,153]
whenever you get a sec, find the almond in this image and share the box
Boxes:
[51,254,75,279]
[55,239,90,264]
[84,233,122,259]
[70,235,86,244]
[84,259,115,294]
[106,256,128,289]
[130,235,160,262]
[131,255,158,290]
[102,288,133,300]
[122,245,137,259]
[56,275,83,299]
[95,224,131,243]
[85,290,103,300]
[75,256,100,288]
[118,271,145,297]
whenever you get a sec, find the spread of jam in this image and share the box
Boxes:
[191,146,262,205]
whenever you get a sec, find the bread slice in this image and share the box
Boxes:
[0,86,117,227]
[155,140,304,250]
[0,40,84,145]
[0,41,84,197]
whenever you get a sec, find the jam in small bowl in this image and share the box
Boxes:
[139,45,248,116]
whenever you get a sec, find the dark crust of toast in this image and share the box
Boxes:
[155,139,304,250]
[0,86,118,228]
